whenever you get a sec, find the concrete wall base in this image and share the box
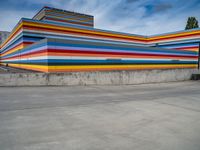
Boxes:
[0,69,198,86]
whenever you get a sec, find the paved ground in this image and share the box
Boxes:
[0,81,200,150]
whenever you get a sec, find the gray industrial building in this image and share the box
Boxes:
[0,31,10,44]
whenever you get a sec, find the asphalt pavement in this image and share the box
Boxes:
[0,81,200,150]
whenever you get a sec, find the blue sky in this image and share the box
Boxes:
[0,0,199,35]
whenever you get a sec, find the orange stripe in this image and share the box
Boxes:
[48,52,197,60]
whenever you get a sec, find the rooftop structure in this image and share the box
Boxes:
[33,6,94,27]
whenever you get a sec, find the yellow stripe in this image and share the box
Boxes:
[148,30,200,41]
[1,63,197,73]
[5,63,48,72]
[47,64,197,70]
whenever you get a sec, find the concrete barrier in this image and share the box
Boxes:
[0,69,198,86]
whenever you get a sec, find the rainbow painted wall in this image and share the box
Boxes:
[0,6,199,73]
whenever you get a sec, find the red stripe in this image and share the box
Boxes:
[47,48,198,59]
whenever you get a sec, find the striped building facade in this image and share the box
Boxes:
[0,6,199,72]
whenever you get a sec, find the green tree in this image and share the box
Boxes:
[185,17,199,30]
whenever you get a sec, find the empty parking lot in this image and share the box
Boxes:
[0,81,200,150]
